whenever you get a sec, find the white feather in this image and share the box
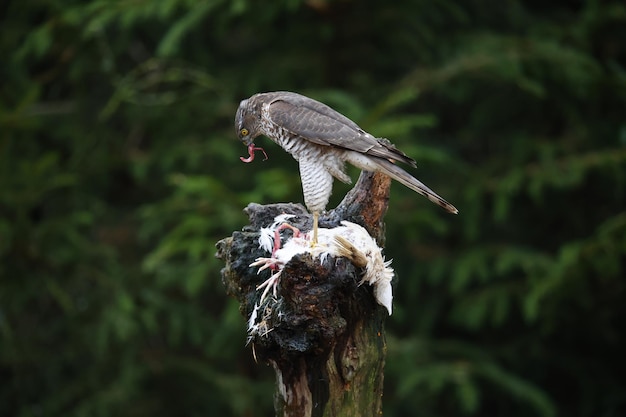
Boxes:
[257,214,297,253]
[251,215,395,315]
[258,227,275,252]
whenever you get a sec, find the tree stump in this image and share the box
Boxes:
[216,171,392,417]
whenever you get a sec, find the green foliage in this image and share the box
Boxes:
[2,0,625,416]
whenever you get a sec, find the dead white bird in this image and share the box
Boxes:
[250,217,394,315]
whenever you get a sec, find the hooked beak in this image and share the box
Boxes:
[241,135,254,146]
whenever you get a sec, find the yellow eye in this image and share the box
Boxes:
[240,128,249,136]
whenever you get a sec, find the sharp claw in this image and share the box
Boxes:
[250,258,268,268]
[257,261,275,272]
[250,257,281,272]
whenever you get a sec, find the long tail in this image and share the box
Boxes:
[375,159,458,214]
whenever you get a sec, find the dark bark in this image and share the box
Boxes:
[216,171,392,417]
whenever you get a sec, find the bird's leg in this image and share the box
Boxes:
[249,259,283,302]
[256,271,282,304]
[312,211,319,246]
[273,223,302,257]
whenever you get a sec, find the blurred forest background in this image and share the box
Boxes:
[2,0,626,416]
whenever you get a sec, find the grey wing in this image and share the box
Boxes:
[267,92,417,167]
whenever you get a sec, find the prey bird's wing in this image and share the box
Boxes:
[267,92,417,168]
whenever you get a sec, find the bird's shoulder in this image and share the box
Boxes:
[263,91,364,133]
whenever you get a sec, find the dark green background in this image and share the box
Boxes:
[2,0,625,416]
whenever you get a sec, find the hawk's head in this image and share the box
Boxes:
[235,97,262,146]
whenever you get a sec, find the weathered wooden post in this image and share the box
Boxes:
[216,171,392,417]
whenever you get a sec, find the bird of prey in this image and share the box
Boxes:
[235,91,458,243]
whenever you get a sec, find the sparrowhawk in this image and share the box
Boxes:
[235,91,458,243]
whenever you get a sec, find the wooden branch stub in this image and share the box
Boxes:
[322,169,391,245]
[216,171,392,417]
